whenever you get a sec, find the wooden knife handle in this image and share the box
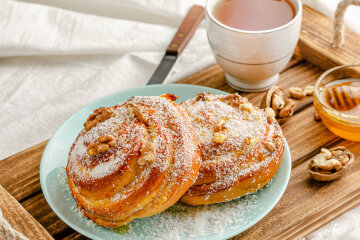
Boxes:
[166,5,205,56]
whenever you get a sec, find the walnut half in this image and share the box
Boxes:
[138,143,156,165]
[288,87,305,99]
[308,146,354,181]
[84,107,115,131]
[212,119,228,144]
[87,134,115,156]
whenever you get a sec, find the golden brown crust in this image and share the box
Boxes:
[66,94,200,227]
[180,92,284,205]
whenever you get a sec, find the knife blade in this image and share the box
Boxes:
[147,5,205,85]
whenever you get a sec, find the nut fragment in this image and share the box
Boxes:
[214,118,227,132]
[241,136,258,154]
[138,142,156,165]
[195,92,212,101]
[138,152,155,165]
[160,93,178,101]
[213,131,228,144]
[212,118,229,144]
[239,102,253,114]
[261,86,285,115]
[272,94,285,110]
[304,85,314,96]
[84,107,115,131]
[87,134,115,156]
[278,99,295,118]
[98,135,115,147]
[260,86,295,124]
[314,111,321,121]
[128,103,149,123]
[276,117,290,125]
[223,93,247,107]
[264,108,276,122]
[312,148,341,171]
[265,142,276,153]
[308,146,354,181]
[331,147,353,166]
[289,87,305,99]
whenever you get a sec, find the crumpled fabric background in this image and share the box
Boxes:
[0,0,359,239]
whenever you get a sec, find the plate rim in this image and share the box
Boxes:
[40,83,291,240]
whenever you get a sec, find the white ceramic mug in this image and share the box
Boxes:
[206,0,302,92]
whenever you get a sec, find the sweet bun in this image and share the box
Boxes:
[67,94,200,227]
[180,92,284,205]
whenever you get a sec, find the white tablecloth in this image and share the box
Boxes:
[0,0,359,239]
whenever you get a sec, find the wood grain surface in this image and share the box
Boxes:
[0,5,359,240]
[299,6,360,71]
[0,185,53,240]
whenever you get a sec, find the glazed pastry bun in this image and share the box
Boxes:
[67,94,200,227]
[180,92,284,205]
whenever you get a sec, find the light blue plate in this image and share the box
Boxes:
[40,84,291,240]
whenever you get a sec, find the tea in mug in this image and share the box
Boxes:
[213,0,295,31]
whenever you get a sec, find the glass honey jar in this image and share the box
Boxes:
[313,64,360,141]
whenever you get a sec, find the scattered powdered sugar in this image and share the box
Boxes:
[56,166,274,239]
[54,93,284,240]
[56,167,102,229]
[128,195,261,240]
[57,167,69,191]
[72,205,98,228]
[57,166,273,240]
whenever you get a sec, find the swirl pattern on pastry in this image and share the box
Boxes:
[180,92,284,205]
[66,94,200,227]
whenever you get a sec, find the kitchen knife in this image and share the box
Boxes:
[147,5,205,85]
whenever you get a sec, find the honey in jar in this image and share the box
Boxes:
[314,78,360,141]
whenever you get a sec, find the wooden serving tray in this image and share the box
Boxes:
[0,5,359,240]
[0,185,53,240]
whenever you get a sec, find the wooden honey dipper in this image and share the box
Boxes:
[325,85,360,111]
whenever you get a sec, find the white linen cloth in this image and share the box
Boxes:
[0,0,359,239]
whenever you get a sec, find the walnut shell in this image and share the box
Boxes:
[308,146,354,181]
[277,116,290,124]
[260,86,285,109]
[260,86,294,124]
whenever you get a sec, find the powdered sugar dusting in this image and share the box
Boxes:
[68,95,199,184]
[66,95,201,225]
[181,93,284,197]
[53,92,287,239]
[57,166,277,240]
[127,193,262,239]
[68,106,146,182]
